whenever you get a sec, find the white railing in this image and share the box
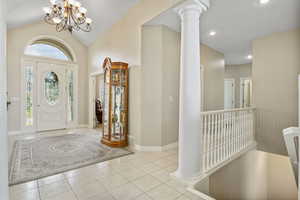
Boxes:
[201,107,255,173]
[283,127,299,187]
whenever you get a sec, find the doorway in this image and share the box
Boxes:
[224,79,235,109]
[89,73,104,129]
[240,78,252,108]
[21,58,78,132]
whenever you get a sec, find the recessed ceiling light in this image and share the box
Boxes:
[247,55,253,60]
[259,0,270,5]
[209,31,216,36]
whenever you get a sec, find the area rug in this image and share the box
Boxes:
[9,133,132,185]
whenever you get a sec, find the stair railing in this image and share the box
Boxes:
[283,127,299,187]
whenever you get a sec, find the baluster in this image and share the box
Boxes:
[240,111,243,150]
[208,114,212,170]
[220,113,224,161]
[230,111,233,156]
[216,114,219,165]
[244,111,247,148]
[203,115,207,171]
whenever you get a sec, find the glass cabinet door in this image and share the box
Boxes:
[103,70,110,140]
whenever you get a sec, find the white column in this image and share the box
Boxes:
[173,0,209,181]
[0,0,9,199]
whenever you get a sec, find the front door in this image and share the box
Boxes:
[37,62,66,131]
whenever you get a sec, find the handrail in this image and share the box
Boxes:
[201,107,255,115]
[201,107,256,173]
[283,127,299,187]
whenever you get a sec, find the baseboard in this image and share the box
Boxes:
[77,124,89,128]
[135,142,178,152]
[8,130,35,135]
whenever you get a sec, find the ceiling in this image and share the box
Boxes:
[145,0,300,65]
[7,0,140,46]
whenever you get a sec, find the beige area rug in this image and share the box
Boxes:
[9,133,132,185]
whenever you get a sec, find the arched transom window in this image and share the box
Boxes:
[24,39,74,61]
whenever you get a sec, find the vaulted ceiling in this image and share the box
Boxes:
[7,0,140,46]
[7,0,300,64]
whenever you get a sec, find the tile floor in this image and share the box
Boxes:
[8,129,204,200]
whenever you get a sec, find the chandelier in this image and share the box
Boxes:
[43,0,92,33]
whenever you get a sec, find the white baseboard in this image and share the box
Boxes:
[135,142,178,152]
[77,124,89,128]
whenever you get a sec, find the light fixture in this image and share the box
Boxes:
[43,0,92,33]
[209,31,216,36]
[259,0,270,5]
[247,55,253,60]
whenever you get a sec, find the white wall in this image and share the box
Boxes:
[0,0,9,198]
[225,63,252,108]
[209,150,297,200]
[7,22,89,132]
[252,29,300,155]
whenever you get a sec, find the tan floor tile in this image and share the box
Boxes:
[9,181,38,194]
[43,191,77,200]
[111,182,143,200]
[100,174,129,189]
[146,184,181,200]
[165,179,188,193]
[150,169,172,182]
[78,193,115,200]
[10,188,40,200]
[133,194,153,200]
[39,180,71,199]
[38,174,65,186]
[119,168,147,181]
[176,195,191,200]
[132,175,162,192]
[71,180,107,199]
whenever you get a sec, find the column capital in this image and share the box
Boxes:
[174,0,210,17]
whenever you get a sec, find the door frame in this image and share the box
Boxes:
[89,71,104,129]
[240,77,252,108]
[20,55,79,132]
[224,78,235,109]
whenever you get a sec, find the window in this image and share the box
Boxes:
[25,66,33,126]
[66,70,74,122]
[44,72,60,105]
[24,39,73,61]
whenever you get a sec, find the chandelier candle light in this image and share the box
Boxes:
[43,0,92,33]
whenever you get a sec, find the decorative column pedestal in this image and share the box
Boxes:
[171,0,210,182]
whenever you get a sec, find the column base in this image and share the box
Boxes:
[170,170,205,185]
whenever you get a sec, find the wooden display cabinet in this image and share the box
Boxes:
[101,57,128,147]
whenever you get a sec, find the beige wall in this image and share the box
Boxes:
[225,63,252,108]
[202,44,225,111]
[140,25,181,147]
[7,22,88,131]
[209,150,297,200]
[252,29,300,155]
[88,0,185,145]
[140,25,224,147]
[88,0,224,147]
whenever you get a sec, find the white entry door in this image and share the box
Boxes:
[224,79,235,109]
[37,62,66,131]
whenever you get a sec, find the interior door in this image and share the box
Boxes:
[240,78,252,108]
[37,62,66,131]
[224,79,235,109]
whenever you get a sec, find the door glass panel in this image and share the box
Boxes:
[66,70,74,122]
[44,72,60,105]
[25,66,33,126]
